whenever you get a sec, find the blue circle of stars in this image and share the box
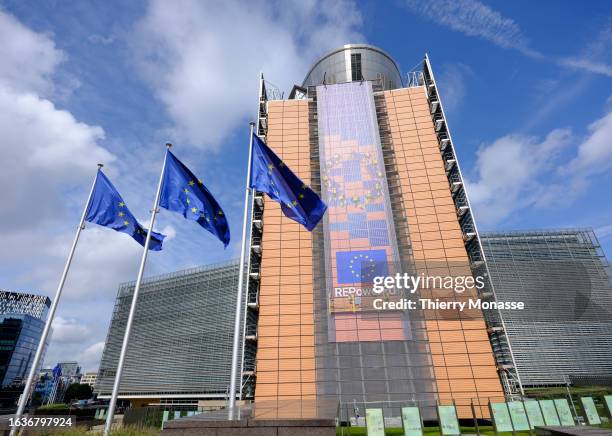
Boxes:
[349,253,377,280]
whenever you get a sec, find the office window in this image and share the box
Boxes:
[350,53,362,81]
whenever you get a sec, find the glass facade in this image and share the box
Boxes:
[0,291,49,319]
[95,261,247,400]
[302,44,402,90]
[311,82,439,416]
[480,229,612,386]
[317,81,404,342]
[0,315,45,387]
[0,290,49,388]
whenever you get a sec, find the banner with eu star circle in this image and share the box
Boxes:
[317,81,406,343]
[336,250,388,284]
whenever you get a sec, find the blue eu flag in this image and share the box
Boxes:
[336,249,388,284]
[250,134,327,231]
[160,150,230,247]
[85,170,166,251]
[52,364,62,379]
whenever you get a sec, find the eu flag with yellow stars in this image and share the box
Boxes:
[159,150,230,247]
[85,170,166,251]
[250,133,327,231]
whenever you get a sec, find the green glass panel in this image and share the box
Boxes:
[490,402,513,433]
[161,410,169,429]
[580,397,601,425]
[523,401,545,428]
[508,401,530,431]
[604,395,612,418]
[401,406,422,436]
[366,408,385,436]
[173,411,181,419]
[539,400,560,426]
[438,405,460,435]
[554,399,575,426]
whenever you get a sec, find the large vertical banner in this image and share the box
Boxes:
[317,81,408,342]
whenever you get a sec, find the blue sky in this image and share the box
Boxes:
[1,0,611,370]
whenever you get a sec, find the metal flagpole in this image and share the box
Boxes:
[228,122,255,419]
[103,144,170,436]
[10,164,103,436]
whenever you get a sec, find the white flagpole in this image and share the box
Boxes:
[11,164,104,436]
[228,122,255,419]
[103,144,170,436]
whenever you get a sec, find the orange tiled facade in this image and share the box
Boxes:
[383,87,504,417]
[254,87,503,417]
[256,100,317,401]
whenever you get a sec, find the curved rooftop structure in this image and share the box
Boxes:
[302,44,403,90]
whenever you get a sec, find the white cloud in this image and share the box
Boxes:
[44,340,106,372]
[0,10,115,233]
[78,342,105,372]
[436,63,472,111]
[468,101,612,225]
[0,10,64,95]
[403,0,541,58]
[563,110,612,176]
[558,24,612,77]
[595,224,612,241]
[467,129,572,225]
[131,0,363,149]
[404,0,612,77]
[40,228,148,300]
[559,58,612,77]
[0,11,131,372]
[0,87,114,231]
[51,317,91,344]
[87,34,114,45]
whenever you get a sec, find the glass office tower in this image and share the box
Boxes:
[245,45,506,419]
[480,229,612,386]
[0,290,50,387]
[95,261,251,406]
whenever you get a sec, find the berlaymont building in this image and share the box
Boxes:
[247,44,505,420]
[96,44,612,420]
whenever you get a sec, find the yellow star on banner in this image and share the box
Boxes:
[299,194,304,199]
[191,207,197,213]
[292,200,297,206]
[267,164,274,174]
[218,210,223,216]
[183,188,189,193]
[118,202,125,207]
[188,180,195,186]
[123,220,129,226]
[118,211,124,217]
[186,198,191,204]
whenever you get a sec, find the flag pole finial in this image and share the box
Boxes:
[249,121,255,127]
[165,142,173,148]
[97,163,104,169]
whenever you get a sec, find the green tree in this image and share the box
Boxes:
[63,383,93,403]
